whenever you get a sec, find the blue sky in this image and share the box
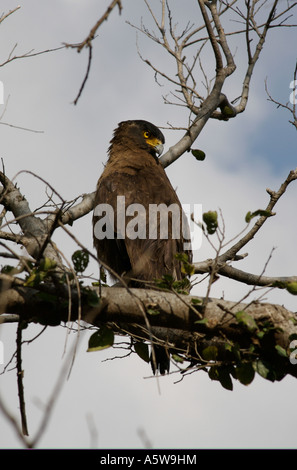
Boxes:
[1,0,297,449]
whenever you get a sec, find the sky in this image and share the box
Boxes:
[0,0,297,449]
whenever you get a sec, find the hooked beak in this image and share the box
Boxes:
[146,136,164,156]
[154,142,164,156]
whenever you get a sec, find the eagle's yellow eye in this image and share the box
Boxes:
[143,131,150,139]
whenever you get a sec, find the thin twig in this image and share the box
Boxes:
[16,321,29,436]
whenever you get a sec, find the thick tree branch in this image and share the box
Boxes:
[194,259,297,288]
[0,172,63,267]
[1,283,297,381]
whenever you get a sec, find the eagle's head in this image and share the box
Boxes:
[111,120,165,157]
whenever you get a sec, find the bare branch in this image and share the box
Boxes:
[235,0,283,114]
[0,121,44,134]
[194,259,297,288]
[194,167,297,288]
[65,0,122,53]
[198,0,223,71]
[219,167,297,263]
[16,321,29,436]
[265,64,297,131]
[0,45,65,69]
[0,6,21,25]
[59,192,96,225]
[64,0,123,104]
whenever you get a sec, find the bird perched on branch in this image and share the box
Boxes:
[93,120,192,374]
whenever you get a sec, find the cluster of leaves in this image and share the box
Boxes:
[201,310,292,391]
[1,258,57,288]
[202,207,274,237]
[85,302,297,389]
[153,253,194,294]
[155,274,192,294]
[245,209,273,224]
[23,258,57,287]
[1,250,91,289]
[21,249,93,289]
[2,250,100,325]
[87,324,151,365]
[202,211,218,235]
[272,279,297,296]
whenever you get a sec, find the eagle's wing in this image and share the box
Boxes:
[93,164,192,284]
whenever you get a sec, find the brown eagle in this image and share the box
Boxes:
[93,120,192,374]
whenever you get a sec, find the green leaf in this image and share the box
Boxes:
[208,365,218,381]
[39,257,57,271]
[236,363,255,385]
[175,252,195,276]
[191,149,206,161]
[154,274,174,289]
[134,342,150,363]
[147,307,161,315]
[224,343,233,353]
[172,278,191,294]
[172,353,184,364]
[245,209,273,224]
[235,310,258,333]
[289,333,297,342]
[286,282,297,295]
[253,359,275,381]
[202,345,218,361]
[72,249,89,273]
[218,368,233,391]
[225,342,241,361]
[208,366,233,390]
[87,326,114,352]
[24,270,47,287]
[23,271,37,287]
[221,105,236,118]
[275,344,287,357]
[195,318,209,325]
